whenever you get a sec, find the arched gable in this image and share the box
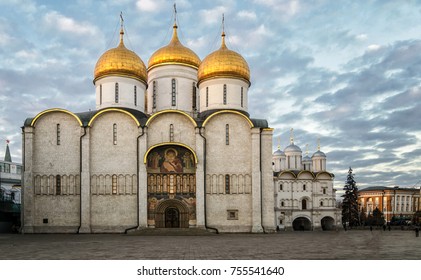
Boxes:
[146,109,197,127]
[316,171,333,180]
[277,170,297,179]
[31,108,82,127]
[202,110,254,128]
[297,170,315,180]
[143,142,198,164]
[88,108,141,127]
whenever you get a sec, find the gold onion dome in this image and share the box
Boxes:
[94,28,147,84]
[198,31,250,85]
[148,23,201,71]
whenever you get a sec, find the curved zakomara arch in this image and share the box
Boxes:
[145,109,197,127]
[88,108,140,127]
[277,170,297,179]
[297,170,315,179]
[202,110,254,128]
[315,171,334,180]
[143,142,198,164]
[30,108,83,127]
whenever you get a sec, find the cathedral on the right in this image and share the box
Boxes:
[272,129,341,231]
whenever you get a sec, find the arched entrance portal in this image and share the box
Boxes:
[321,216,335,231]
[155,199,190,228]
[292,217,312,231]
[146,144,197,228]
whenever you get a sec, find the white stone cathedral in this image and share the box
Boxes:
[21,14,340,234]
[272,132,341,231]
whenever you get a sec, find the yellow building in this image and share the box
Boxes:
[358,186,420,223]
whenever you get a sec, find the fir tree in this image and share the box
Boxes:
[341,167,360,228]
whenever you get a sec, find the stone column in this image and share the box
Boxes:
[79,127,91,233]
[22,127,34,233]
[261,128,276,232]
[138,127,148,229]
[251,128,263,233]
[195,128,205,229]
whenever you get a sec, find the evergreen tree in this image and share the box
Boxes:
[341,167,360,228]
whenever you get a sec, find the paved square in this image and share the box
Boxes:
[0,229,420,260]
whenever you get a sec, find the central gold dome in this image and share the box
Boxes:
[148,24,201,71]
[94,29,147,84]
[198,32,250,85]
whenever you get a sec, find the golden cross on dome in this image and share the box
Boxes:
[317,138,321,151]
[173,2,178,25]
[119,12,124,43]
[290,128,294,144]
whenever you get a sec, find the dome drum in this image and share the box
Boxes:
[198,78,249,113]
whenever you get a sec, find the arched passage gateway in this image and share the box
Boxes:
[321,216,335,231]
[146,144,197,228]
[292,217,312,231]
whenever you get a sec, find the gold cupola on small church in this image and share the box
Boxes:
[148,22,201,71]
[146,9,201,115]
[198,30,250,85]
[93,16,147,111]
[198,16,251,114]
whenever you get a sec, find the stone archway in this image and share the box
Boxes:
[321,216,335,231]
[292,217,312,231]
[155,199,190,228]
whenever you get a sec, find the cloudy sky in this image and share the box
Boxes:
[1,0,421,192]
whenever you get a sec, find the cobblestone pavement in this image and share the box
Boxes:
[0,229,420,260]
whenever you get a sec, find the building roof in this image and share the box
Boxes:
[359,186,420,192]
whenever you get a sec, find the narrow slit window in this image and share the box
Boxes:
[225,124,229,145]
[225,174,230,194]
[223,84,227,105]
[192,82,197,111]
[241,87,244,107]
[170,124,174,142]
[113,123,117,145]
[206,87,209,107]
[100,84,102,105]
[115,83,119,103]
[112,175,117,194]
[56,124,61,145]
[134,86,137,106]
[56,175,61,195]
[171,78,176,106]
[152,81,157,109]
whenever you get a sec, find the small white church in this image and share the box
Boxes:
[21,13,340,233]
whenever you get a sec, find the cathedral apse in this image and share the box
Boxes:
[146,145,196,228]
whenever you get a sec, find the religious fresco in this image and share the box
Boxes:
[147,146,195,174]
[146,145,196,228]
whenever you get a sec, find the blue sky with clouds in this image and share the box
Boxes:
[1,0,421,191]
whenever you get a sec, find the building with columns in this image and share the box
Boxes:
[21,16,275,233]
[272,133,341,231]
[357,186,420,223]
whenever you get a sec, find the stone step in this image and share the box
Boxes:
[126,227,217,236]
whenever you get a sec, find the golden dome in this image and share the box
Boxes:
[198,32,250,85]
[148,24,201,71]
[94,29,147,84]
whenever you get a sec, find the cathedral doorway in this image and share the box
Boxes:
[321,216,335,231]
[146,144,197,228]
[292,217,312,231]
[154,199,189,228]
[165,207,180,228]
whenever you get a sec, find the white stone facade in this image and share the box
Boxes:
[273,142,341,231]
